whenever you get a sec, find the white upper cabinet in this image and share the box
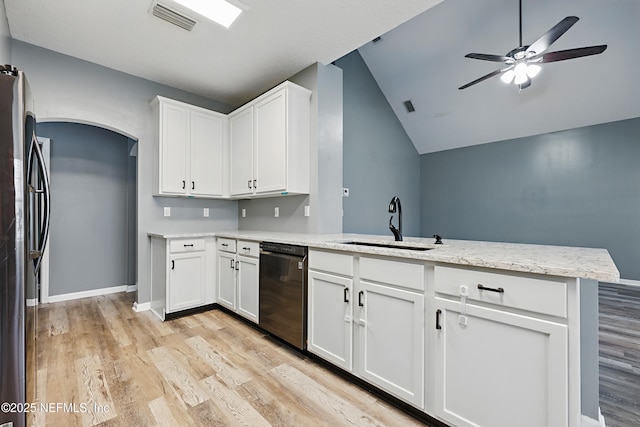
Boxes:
[229,81,312,198]
[229,107,254,196]
[152,96,227,198]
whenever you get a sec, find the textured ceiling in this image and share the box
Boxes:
[4,0,441,106]
[358,0,640,154]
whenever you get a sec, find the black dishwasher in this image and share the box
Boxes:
[258,242,308,350]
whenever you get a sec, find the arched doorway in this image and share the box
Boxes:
[37,121,137,302]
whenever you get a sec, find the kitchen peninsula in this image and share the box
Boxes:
[148,230,618,427]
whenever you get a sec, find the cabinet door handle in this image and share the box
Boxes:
[477,284,505,293]
[358,291,364,307]
[192,181,195,190]
[182,180,186,189]
[436,309,442,330]
[171,260,175,270]
[248,180,252,189]
[230,259,234,269]
[253,179,257,189]
[343,287,349,303]
[235,260,239,271]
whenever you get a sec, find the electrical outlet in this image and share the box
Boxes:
[304,205,310,217]
[274,207,279,217]
[342,188,350,197]
[242,208,246,218]
[203,208,209,217]
[163,207,170,217]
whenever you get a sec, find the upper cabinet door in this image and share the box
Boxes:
[254,90,287,194]
[229,107,254,196]
[161,103,189,195]
[190,110,224,197]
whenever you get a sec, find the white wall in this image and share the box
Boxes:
[11,40,239,304]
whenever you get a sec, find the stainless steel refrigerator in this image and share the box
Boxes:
[0,65,50,427]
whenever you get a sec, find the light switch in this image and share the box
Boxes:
[203,208,209,217]
[163,207,170,217]
[274,207,279,217]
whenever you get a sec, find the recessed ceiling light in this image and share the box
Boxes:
[172,0,244,28]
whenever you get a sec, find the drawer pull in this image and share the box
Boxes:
[242,247,250,251]
[436,309,442,330]
[183,244,194,248]
[343,287,350,303]
[477,284,505,293]
[221,243,228,247]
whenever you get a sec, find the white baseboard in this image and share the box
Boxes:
[582,408,606,427]
[47,284,128,303]
[132,301,151,312]
[613,278,640,288]
[126,284,137,293]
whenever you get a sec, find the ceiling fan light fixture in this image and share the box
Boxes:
[513,63,529,85]
[526,64,541,78]
[501,69,515,84]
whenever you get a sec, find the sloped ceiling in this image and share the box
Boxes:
[358,0,640,154]
[3,0,441,107]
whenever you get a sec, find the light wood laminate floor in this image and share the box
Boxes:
[32,292,430,427]
[31,284,640,427]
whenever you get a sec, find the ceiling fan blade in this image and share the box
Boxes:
[458,68,505,90]
[526,16,579,56]
[539,45,607,63]
[465,53,511,62]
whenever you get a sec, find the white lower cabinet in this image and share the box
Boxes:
[433,265,569,427]
[216,238,259,323]
[357,280,424,407]
[169,252,206,312]
[308,250,425,409]
[150,236,215,320]
[308,270,353,371]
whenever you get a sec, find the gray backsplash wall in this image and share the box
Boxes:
[420,117,640,280]
[335,51,421,237]
[238,62,344,234]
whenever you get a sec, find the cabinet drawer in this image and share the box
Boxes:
[237,240,260,257]
[169,238,205,253]
[434,265,567,318]
[309,249,353,277]
[360,256,424,291]
[217,238,236,253]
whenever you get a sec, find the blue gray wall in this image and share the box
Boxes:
[0,5,9,64]
[335,51,421,237]
[420,117,640,280]
[38,122,132,296]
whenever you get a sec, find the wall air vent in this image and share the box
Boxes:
[152,3,197,31]
[403,100,416,113]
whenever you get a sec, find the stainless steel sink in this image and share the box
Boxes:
[340,241,435,251]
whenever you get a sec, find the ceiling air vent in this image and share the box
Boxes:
[403,100,416,113]
[152,3,197,31]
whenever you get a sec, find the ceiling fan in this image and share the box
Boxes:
[459,0,607,90]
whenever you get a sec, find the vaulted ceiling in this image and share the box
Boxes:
[4,0,639,154]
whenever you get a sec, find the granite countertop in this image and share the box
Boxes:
[148,230,620,282]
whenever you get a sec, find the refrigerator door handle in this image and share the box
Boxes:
[27,132,51,274]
